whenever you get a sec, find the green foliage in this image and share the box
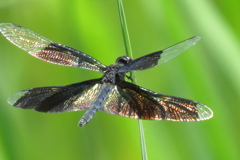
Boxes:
[0,0,239,160]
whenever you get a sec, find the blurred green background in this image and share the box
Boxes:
[0,0,240,160]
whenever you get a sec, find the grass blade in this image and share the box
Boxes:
[116,0,148,159]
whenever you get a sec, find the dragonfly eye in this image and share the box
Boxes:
[116,56,132,65]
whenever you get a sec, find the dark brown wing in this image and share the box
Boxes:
[8,79,103,113]
[118,36,201,73]
[99,81,213,121]
[0,23,106,72]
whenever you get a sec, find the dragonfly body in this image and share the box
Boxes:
[79,84,115,127]
[0,23,213,127]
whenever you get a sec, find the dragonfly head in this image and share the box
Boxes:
[116,56,132,66]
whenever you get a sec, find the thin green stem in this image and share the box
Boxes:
[117,0,133,58]
[116,1,148,160]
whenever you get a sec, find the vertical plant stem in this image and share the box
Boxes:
[117,0,132,57]
[116,0,148,160]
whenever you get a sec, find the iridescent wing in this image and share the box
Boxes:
[118,36,201,72]
[8,79,102,113]
[100,81,213,121]
[8,78,213,123]
[0,23,106,73]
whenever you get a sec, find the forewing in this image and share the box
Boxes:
[0,23,106,72]
[118,36,201,72]
[99,81,213,121]
[8,79,103,113]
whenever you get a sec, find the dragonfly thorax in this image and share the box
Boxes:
[101,65,123,84]
[101,56,132,84]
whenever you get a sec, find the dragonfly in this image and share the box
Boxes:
[0,23,213,127]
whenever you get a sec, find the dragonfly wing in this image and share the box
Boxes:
[8,79,103,113]
[99,81,213,121]
[0,23,106,72]
[118,36,201,72]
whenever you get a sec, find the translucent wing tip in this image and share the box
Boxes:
[190,36,201,45]
[0,23,22,42]
[7,90,28,106]
[0,23,15,31]
[196,103,213,121]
